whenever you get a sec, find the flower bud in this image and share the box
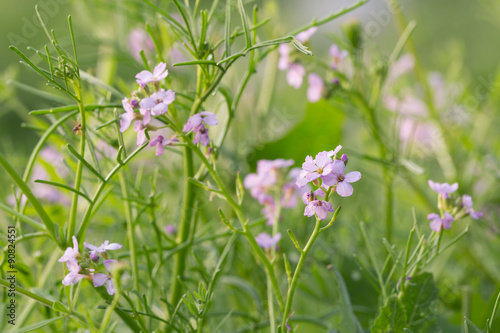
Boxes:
[90,253,99,261]
[341,154,348,165]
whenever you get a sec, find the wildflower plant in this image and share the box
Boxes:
[0,0,497,332]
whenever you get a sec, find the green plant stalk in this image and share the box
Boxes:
[168,64,205,309]
[168,147,196,306]
[118,172,140,294]
[99,289,121,333]
[280,218,322,332]
[67,82,86,245]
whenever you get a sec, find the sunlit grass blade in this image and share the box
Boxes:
[0,203,46,231]
[0,152,59,246]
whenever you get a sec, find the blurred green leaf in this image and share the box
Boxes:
[371,295,407,333]
[251,99,343,164]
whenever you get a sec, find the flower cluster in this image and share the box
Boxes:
[58,236,123,295]
[296,146,361,220]
[244,159,303,249]
[120,63,177,155]
[182,111,219,147]
[426,180,482,232]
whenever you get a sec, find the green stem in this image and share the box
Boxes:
[99,289,121,333]
[67,83,86,245]
[281,218,322,332]
[168,147,195,306]
[119,172,139,293]
[267,274,276,333]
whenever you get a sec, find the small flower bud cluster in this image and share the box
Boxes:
[58,236,124,295]
[426,180,483,232]
[296,146,361,220]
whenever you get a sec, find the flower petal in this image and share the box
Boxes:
[93,273,108,287]
[330,160,345,177]
[344,171,361,183]
[336,181,353,197]
[106,279,116,295]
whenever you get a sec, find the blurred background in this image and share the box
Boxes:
[1,0,500,331]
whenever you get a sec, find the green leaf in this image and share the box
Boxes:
[66,144,105,182]
[52,301,69,313]
[237,0,251,48]
[371,295,407,333]
[249,99,344,165]
[401,272,439,330]
[332,266,363,333]
[34,179,92,203]
[12,315,67,333]
[464,317,484,333]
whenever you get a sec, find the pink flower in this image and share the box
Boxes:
[329,45,348,70]
[59,236,80,263]
[307,73,324,102]
[84,240,122,255]
[139,89,175,116]
[182,111,218,132]
[297,152,334,188]
[327,160,361,196]
[295,27,317,43]
[255,232,281,249]
[286,63,306,89]
[134,121,148,145]
[427,212,454,232]
[149,135,179,156]
[128,28,155,62]
[135,63,169,86]
[62,258,86,286]
[462,195,483,219]
[93,259,118,295]
[304,200,334,220]
[428,180,458,195]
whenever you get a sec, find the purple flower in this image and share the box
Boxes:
[287,63,306,89]
[462,195,483,219]
[428,180,458,195]
[295,27,317,44]
[297,152,334,188]
[307,73,324,103]
[139,89,175,116]
[165,224,176,235]
[280,182,298,208]
[304,199,334,220]
[128,28,155,62]
[93,259,118,295]
[255,232,281,249]
[192,125,209,146]
[329,45,348,70]
[183,112,218,146]
[135,62,169,86]
[278,44,291,70]
[62,258,86,286]
[134,121,148,145]
[149,135,179,156]
[328,160,361,197]
[182,111,218,132]
[84,240,122,255]
[261,197,277,225]
[327,145,342,158]
[427,212,454,232]
[59,236,80,263]
[121,98,137,132]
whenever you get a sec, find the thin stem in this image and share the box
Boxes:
[67,81,86,245]
[168,147,195,306]
[119,172,139,293]
[281,218,322,332]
